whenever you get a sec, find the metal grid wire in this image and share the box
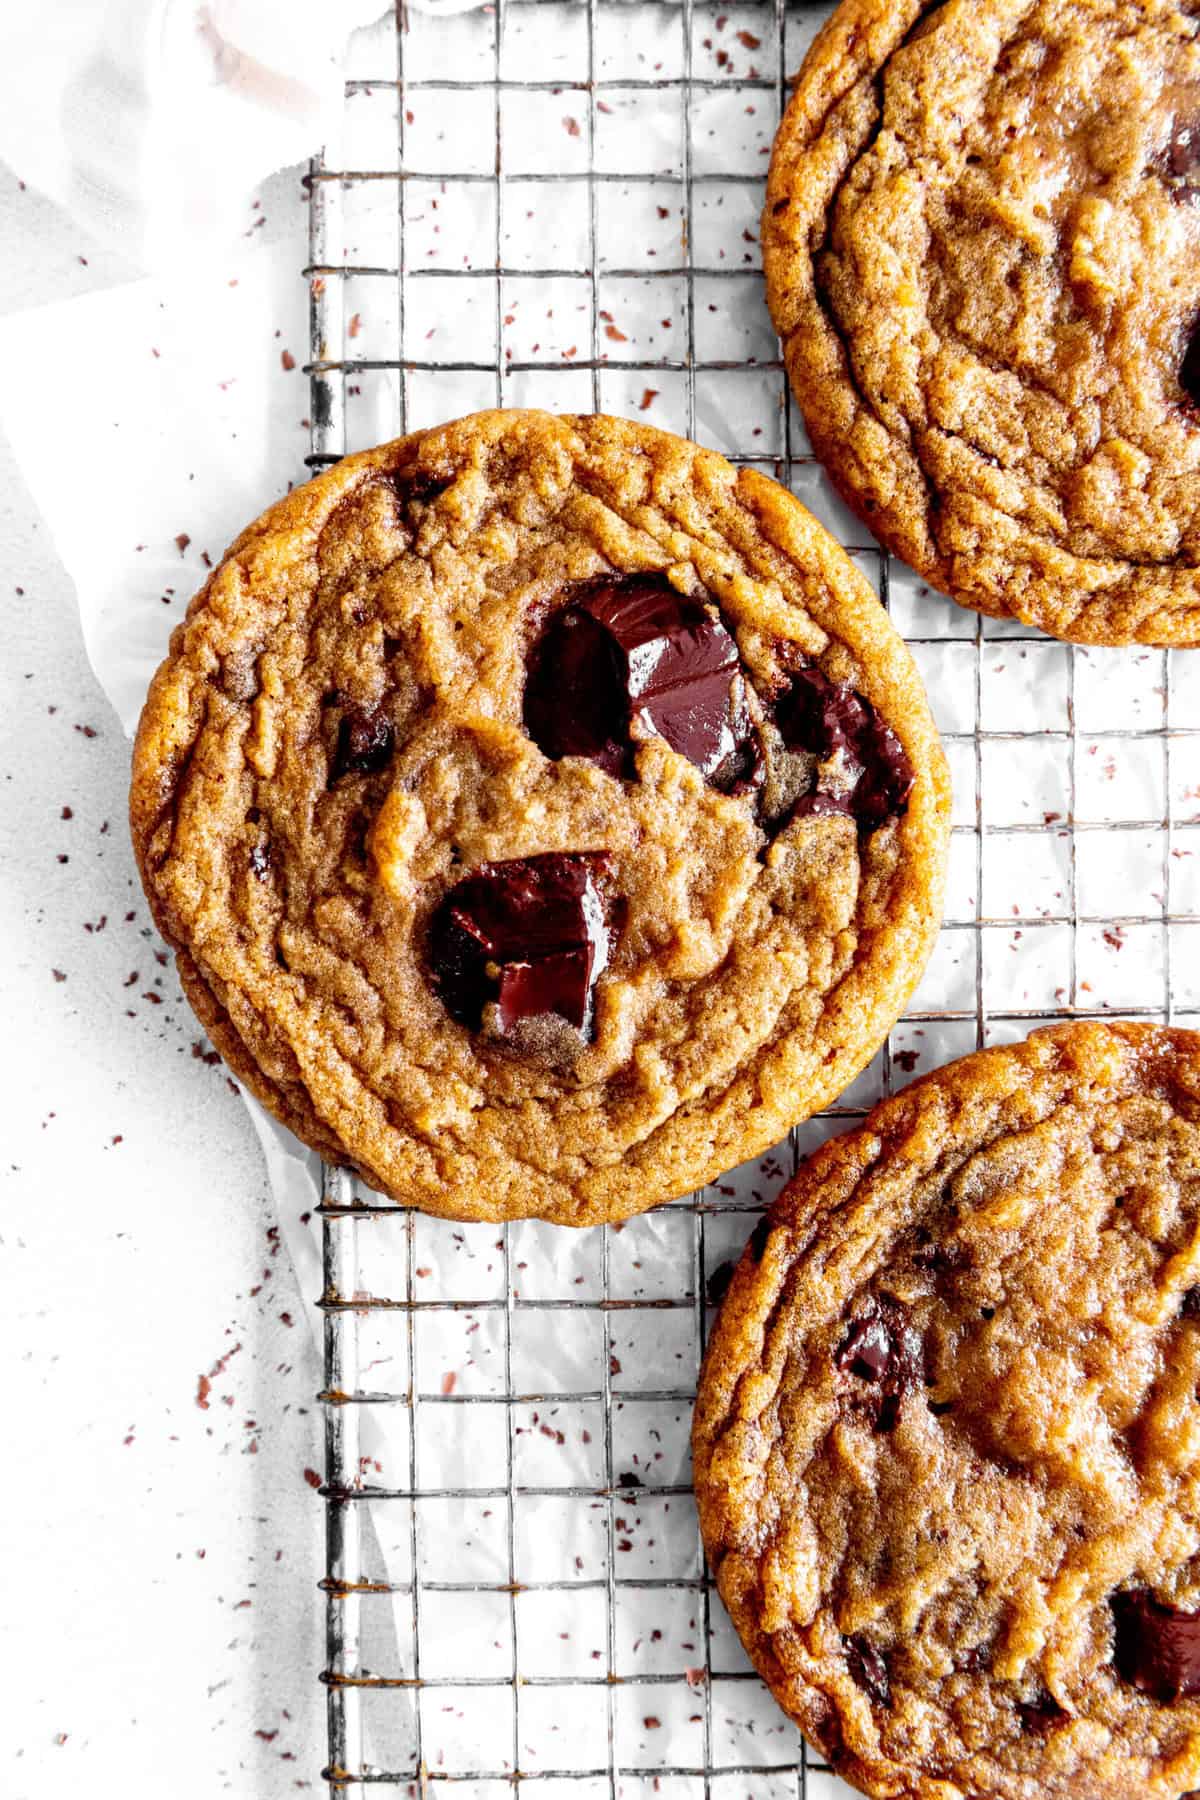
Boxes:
[306,2,1200,1791]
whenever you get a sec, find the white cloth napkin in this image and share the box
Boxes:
[0,0,476,271]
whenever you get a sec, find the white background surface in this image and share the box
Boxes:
[4,3,1200,1795]
[0,163,327,1799]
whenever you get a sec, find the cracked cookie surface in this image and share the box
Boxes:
[694,1021,1200,1798]
[130,410,948,1224]
[764,0,1200,646]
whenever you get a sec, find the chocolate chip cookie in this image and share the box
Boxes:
[694,1021,1200,1798]
[130,410,949,1225]
[764,0,1200,647]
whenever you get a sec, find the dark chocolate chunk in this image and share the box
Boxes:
[331,706,394,781]
[835,1295,923,1432]
[617,1470,643,1489]
[845,1635,890,1706]
[1167,117,1200,201]
[524,577,759,789]
[1181,318,1200,412]
[1182,1287,1200,1320]
[430,851,612,1038]
[1111,1589,1200,1701]
[524,602,628,775]
[494,949,594,1035]
[776,663,913,830]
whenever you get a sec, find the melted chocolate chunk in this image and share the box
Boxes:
[776,664,913,830]
[1181,1287,1200,1319]
[845,1635,891,1707]
[837,1315,893,1382]
[331,706,394,781]
[835,1295,923,1432]
[791,791,855,822]
[524,578,759,789]
[1167,117,1200,201]
[430,851,612,1037]
[1111,1589,1200,1701]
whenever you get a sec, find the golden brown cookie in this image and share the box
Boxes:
[764,0,1200,647]
[130,410,949,1224]
[694,1020,1200,1799]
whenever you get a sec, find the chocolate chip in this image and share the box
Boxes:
[1017,1689,1069,1731]
[616,1470,643,1488]
[1182,1287,1200,1319]
[1111,1589,1200,1701]
[329,709,394,781]
[706,1259,736,1306]
[331,707,393,781]
[1167,117,1200,201]
[429,851,612,1038]
[524,577,760,789]
[776,663,913,830]
[845,1635,890,1706]
[835,1295,923,1432]
[747,1214,772,1262]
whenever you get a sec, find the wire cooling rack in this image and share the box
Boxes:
[306,2,1200,1792]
